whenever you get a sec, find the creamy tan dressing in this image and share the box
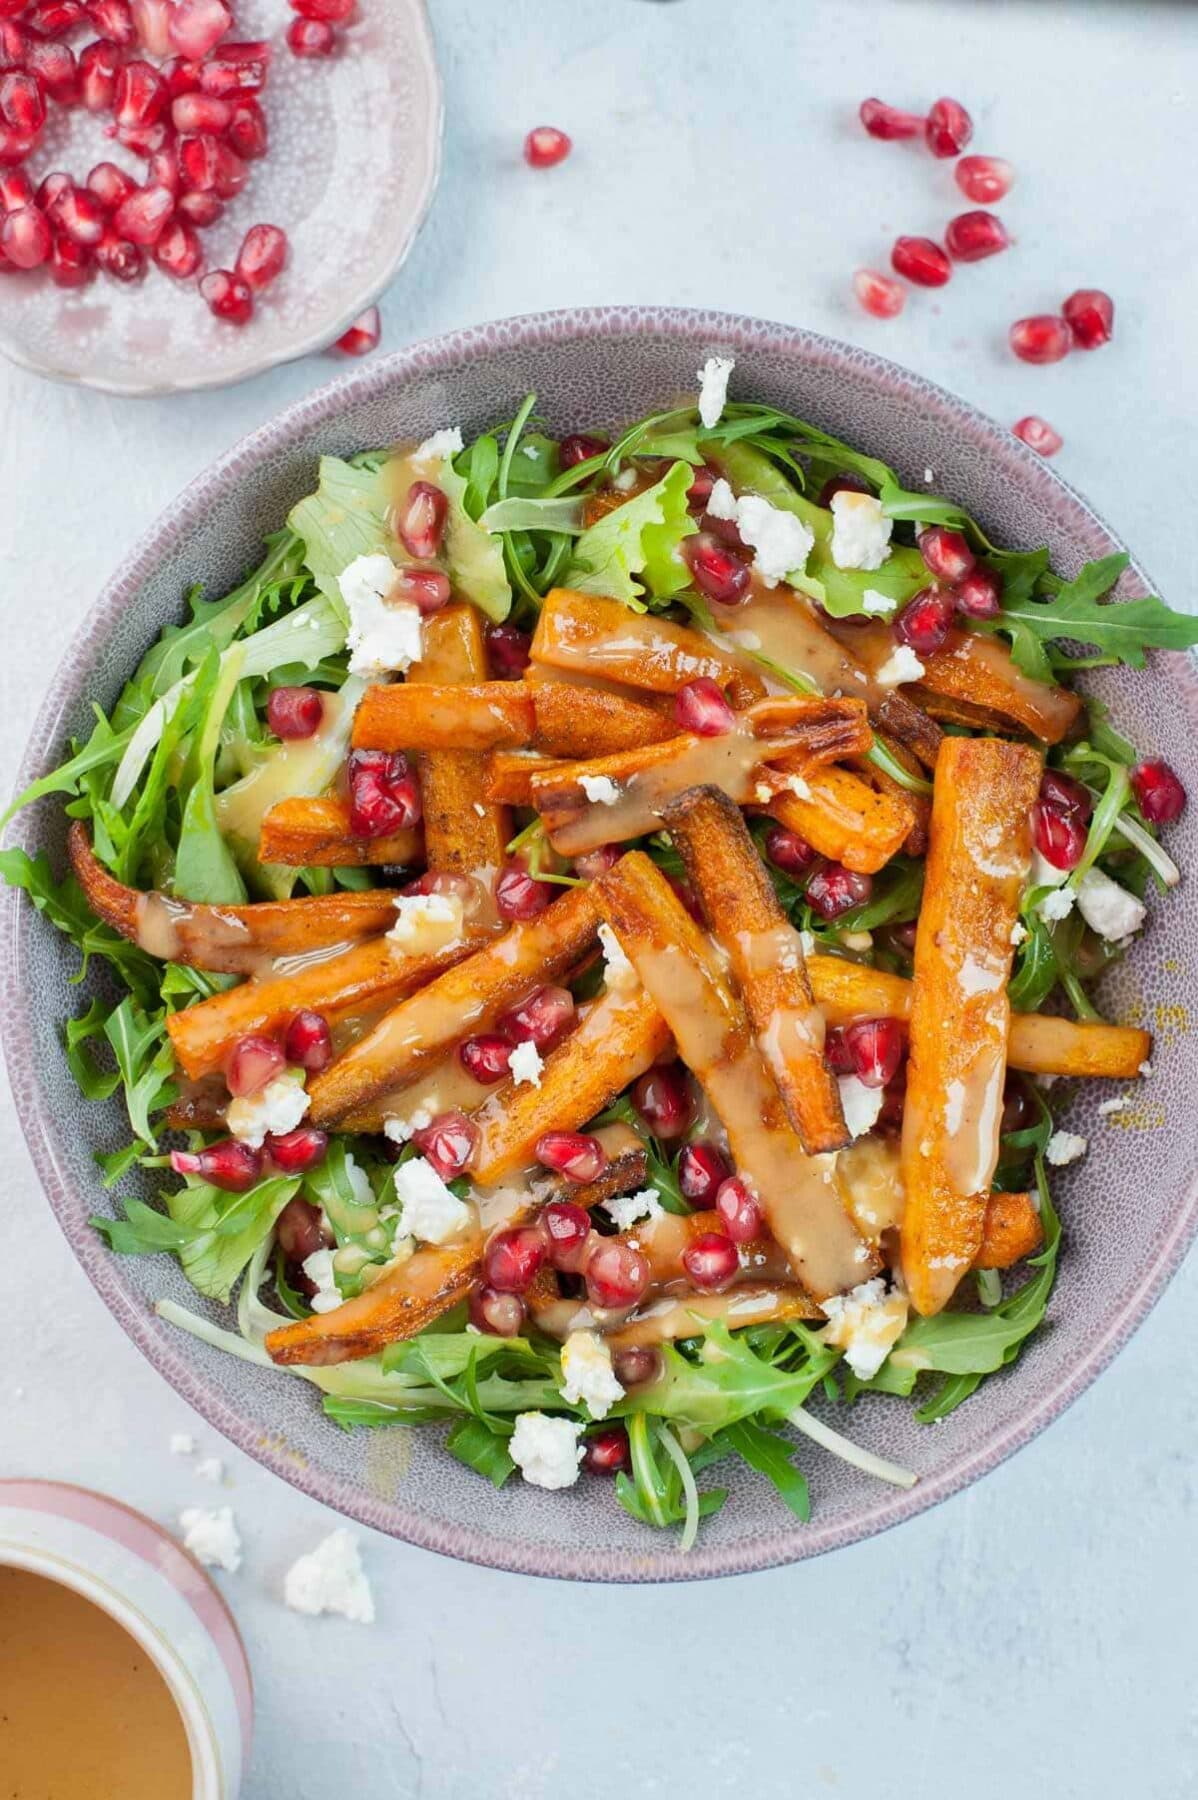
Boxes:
[703,581,878,703]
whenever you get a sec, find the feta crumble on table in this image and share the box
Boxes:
[820,1279,908,1381]
[558,1330,625,1420]
[598,920,639,993]
[697,355,734,429]
[393,1156,470,1245]
[227,1070,309,1149]
[284,1529,375,1624]
[1139,1059,1153,1077]
[1037,885,1076,924]
[861,588,897,617]
[194,1456,224,1484]
[1045,1129,1087,1167]
[508,1039,544,1088]
[875,645,925,688]
[1097,1096,1130,1117]
[580,774,621,805]
[338,552,424,679]
[169,1432,195,1456]
[602,1187,663,1230]
[383,1105,433,1146]
[388,890,465,956]
[734,493,815,587]
[509,1412,585,1490]
[302,1247,343,1315]
[1076,866,1146,943]
[179,1506,241,1574]
[411,426,463,468]
[828,490,892,571]
[838,1075,884,1140]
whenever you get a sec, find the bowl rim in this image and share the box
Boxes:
[5,303,1198,1582]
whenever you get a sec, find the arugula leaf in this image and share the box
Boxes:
[478,495,587,535]
[445,1416,516,1488]
[1,705,130,826]
[174,646,247,906]
[993,553,1198,678]
[103,999,176,1147]
[165,1173,300,1304]
[712,1418,810,1521]
[439,450,513,622]
[64,1000,120,1102]
[90,1198,197,1255]
[565,461,695,605]
[135,530,307,699]
[631,1320,830,1433]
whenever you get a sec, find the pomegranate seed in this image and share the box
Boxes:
[824,1026,855,1075]
[87,0,134,43]
[151,216,201,278]
[954,567,1003,620]
[95,229,142,280]
[483,1226,546,1294]
[348,747,421,837]
[113,182,173,246]
[925,95,972,157]
[26,0,84,35]
[25,37,77,104]
[858,96,923,140]
[632,1062,693,1141]
[397,481,449,560]
[1001,1077,1037,1137]
[895,586,954,655]
[391,566,451,614]
[674,677,735,737]
[918,526,975,586]
[683,532,750,606]
[206,139,246,200]
[715,1176,763,1244]
[1062,288,1114,350]
[147,145,179,193]
[1012,416,1063,458]
[0,202,49,267]
[226,94,266,159]
[677,1141,731,1209]
[498,984,574,1051]
[0,18,24,55]
[495,860,552,922]
[86,159,135,211]
[891,235,951,287]
[582,1426,630,1475]
[334,306,380,356]
[0,166,30,209]
[1040,770,1092,823]
[523,124,571,168]
[266,1127,329,1174]
[171,1138,261,1191]
[763,823,819,877]
[274,1194,328,1261]
[49,232,93,286]
[225,1034,285,1098]
[291,0,354,16]
[177,188,221,226]
[852,268,906,319]
[162,54,201,97]
[52,185,105,246]
[584,1239,649,1309]
[112,118,168,155]
[485,622,530,678]
[171,90,230,132]
[266,685,323,740]
[286,16,335,55]
[559,432,608,470]
[535,1131,608,1185]
[130,0,170,54]
[1130,759,1186,825]
[112,57,166,128]
[0,126,34,164]
[699,502,744,549]
[541,1200,591,1272]
[1032,803,1087,872]
[686,464,717,510]
[955,154,1013,204]
[1010,315,1071,365]
[459,1034,513,1084]
[945,209,1009,264]
[0,71,44,135]
[843,1018,905,1088]
[612,1346,661,1388]
[168,0,230,59]
[806,864,872,920]
[233,220,288,292]
[469,1285,526,1337]
[681,1230,740,1292]
[198,40,270,96]
[200,265,253,323]
[573,843,621,879]
[412,1110,479,1180]
[283,1010,333,1072]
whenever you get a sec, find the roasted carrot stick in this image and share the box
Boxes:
[529,682,679,758]
[258,796,423,869]
[351,680,534,752]
[595,851,876,1300]
[850,734,931,857]
[624,1209,793,1287]
[760,762,914,874]
[900,737,1044,1315]
[837,1135,1043,1268]
[406,605,512,878]
[485,751,563,807]
[531,588,766,708]
[663,785,848,1153]
[605,1287,818,1349]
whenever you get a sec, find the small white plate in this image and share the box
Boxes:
[0,0,442,396]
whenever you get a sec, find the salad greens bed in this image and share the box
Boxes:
[5,383,1194,1549]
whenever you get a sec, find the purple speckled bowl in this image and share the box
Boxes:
[5,307,1197,1582]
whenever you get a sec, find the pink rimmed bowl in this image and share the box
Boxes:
[4,307,1197,1581]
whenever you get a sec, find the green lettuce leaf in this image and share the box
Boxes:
[565,460,695,605]
[166,1174,300,1305]
[174,645,247,905]
[288,456,394,620]
[438,454,513,622]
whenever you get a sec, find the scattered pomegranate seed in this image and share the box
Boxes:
[824,1025,855,1076]
[484,1226,546,1294]
[535,1130,608,1185]
[925,95,972,158]
[1032,802,1087,872]
[283,1009,333,1072]
[459,1033,514,1085]
[0,127,34,165]
[699,504,744,550]
[171,1138,262,1192]
[112,117,169,156]
[1000,1077,1037,1137]
[763,823,819,877]
[1062,288,1114,350]
[225,1033,285,1098]
[198,265,252,322]
[111,57,167,129]
[334,306,381,356]
[681,1230,740,1292]
[683,532,751,606]
[266,1127,329,1174]
[26,0,85,36]
[0,71,44,135]
[954,567,1003,619]
[0,167,32,211]
[485,622,531,678]
[584,1239,649,1309]
[895,586,955,654]
[1012,415,1063,458]
[1039,770,1092,823]
[632,1062,693,1140]
[891,235,951,287]
[524,124,571,168]
[674,677,735,737]
[177,188,221,226]
[347,747,421,837]
[613,1344,661,1388]
[161,54,201,97]
[171,90,230,133]
[495,860,552,922]
[945,209,1009,263]
[469,1285,526,1337]
[52,184,105,245]
[0,203,50,267]
[1009,315,1072,365]
[582,1426,630,1475]
[37,172,73,212]
[86,159,134,211]
[233,220,287,293]
[573,843,621,879]
[147,144,179,192]
[26,37,78,104]
[1131,759,1186,825]
[852,268,906,319]
[955,154,1013,203]
[918,526,975,585]
[397,480,449,561]
[686,464,718,510]
[677,1141,731,1209]
[286,16,335,56]
[559,432,608,470]
[113,182,174,246]
[806,864,873,920]
[291,0,354,17]
[130,0,172,55]
[168,0,231,60]
[858,96,924,140]
[95,228,143,280]
[266,684,323,741]
[843,1017,905,1088]
[541,1199,591,1272]
[412,1110,479,1180]
[391,567,451,614]
[274,1194,328,1261]
[498,984,574,1051]
[50,231,92,284]
[226,94,267,159]
[715,1176,764,1244]
[87,0,135,43]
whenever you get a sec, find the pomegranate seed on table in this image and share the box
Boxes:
[286,17,336,57]
[113,118,169,156]
[955,154,1013,203]
[95,228,143,280]
[613,1345,660,1388]
[806,863,872,920]
[147,144,180,192]
[764,827,818,881]
[582,1426,631,1475]
[469,1286,525,1337]
[852,268,906,320]
[283,1009,333,1072]
[483,1226,546,1294]
[1013,416,1063,457]
[112,57,167,128]
[26,0,84,35]
[226,94,267,159]
[954,567,1003,619]
[171,91,231,133]
[633,1062,693,1140]
[842,1017,905,1088]
[1010,315,1072,365]
[87,0,135,44]
[87,159,135,210]
[715,1176,764,1244]
[80,41,122,113]
[113,182,174,245]
[495,859,552,921]
[0,71,45,136]
[235,221,287,292]
[498,984,575,1050]
[0,166,31,210]
[0,203,50,267]
[1032,802,1086,872]
[559,432,609,470]
[266,1127,329,1174]
[541,1200,591,1272]
[924,95,972,157]
[858,96,924,140]
[535,1131,608,1185]
[1039,769,1092,822]
[267,684,323,739]
[198,40,270,96]
[683,533,751,606]
[171,1139,262,1192]
[397,481,449,560]
[584,1239,649,1309]
[674,677,735,737]
[1062,288,1114,350]
[52,185,106,246]
[677,1141,731,1209]
[895,586,955,654]
[168,0,231,60]
[274,1194,328,1261]
[523,124,571,169]
[459,1033,514,1084]
[918,526,975,585]
[681,1231,740,1292]
[50,232,93,285]
[485,621,530,678]
[945,209,1009,263]
[890,235,951,287]
[348,747,422,837]
[392,567,451,614]
[177,187,221,226]
[823,1025,855,1075]
[26,38,78,105]
[412,1110,479,1180]
[153,216,203,277]
[225,1033,285,1098]
[1131,759,1186,825]
[334,307,381,356]
[292,0,355,16]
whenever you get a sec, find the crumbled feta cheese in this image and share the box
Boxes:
[194,1457,224,1484]
[1010,921,1028,946]
[169,1432,195,1456]
[598,921,639,994]
[706,477,738,521]
[1139,1060,1153,1077]
[829,490,892,571]
[875,645,925,688]
[923,467,934,485]
[388,890,465,955]
[179,1506,241,1574]
[284,1529,375,1624]
[735,494,816,588]
[580,774,621,805]
[753,781,774,803]
[840,930,872,952]
[302,1247,343,1315]
[1037,885,1076,924]
[613,467,638,492]
[509,1412,584,1490]
[1097,1096,1130,1117]
[861,588,897,617]
[383,1106,433,1146]
[1028,848,1068,890]
[227,1070,309,1149]
[339,552,423,679]
[602,1188,663,1230]
[508,1039,544,1088]
[697,355,734,429]
[342,1153,373,1209]
[558,1331,625,1420]
[1076,867,1146,943]
[821,1279,908,1381]
[393,1156,470,1245]
[777,771,812,800]
[411,427,463,468]
[838,1075,885,1140]
[1045,1130,1087,1167]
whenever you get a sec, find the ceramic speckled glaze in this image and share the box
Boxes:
[4,308,1197,1582]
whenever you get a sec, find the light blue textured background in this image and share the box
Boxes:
[1,3,1195,1795]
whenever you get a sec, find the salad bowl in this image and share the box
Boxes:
[4,306,1197,1581]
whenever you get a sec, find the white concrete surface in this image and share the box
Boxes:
[1,3,1195,1795]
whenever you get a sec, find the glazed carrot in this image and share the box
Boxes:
[663,785,848,1153]
[837,1135,1043,1269]
[406,605,512,877]
[529,682,679,758]
[595,851,877,1300]
[258,796,422,869]
[531,588,766,708]
[975,1189,1044,1269]
[623,1209,793,1287]
[605,1287,818,1349]
[485,751,562,807]
[350,680,535,752]
[761,762,914,874]
[900,737,1044,1315]
[850,734,931,857]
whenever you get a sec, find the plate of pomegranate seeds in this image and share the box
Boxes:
[0,0,441,394]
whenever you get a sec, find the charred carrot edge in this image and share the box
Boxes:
[663,785,849,1154]
[532,588,766,709]
[485,750,563,807]
[875,689,945,772]
[851,733,931,858]
[595,851,876,1300]
[899,737,1044,1316]
[351,679,534,752]
[762,762,913,875]
[529,682,680,758]
[258,796,423,869]
[406,605,513,877]
[914,630,1084,745]
[974,1189,1044,1269]
[307,885,601,1126]
[837,1135,1042,1270]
